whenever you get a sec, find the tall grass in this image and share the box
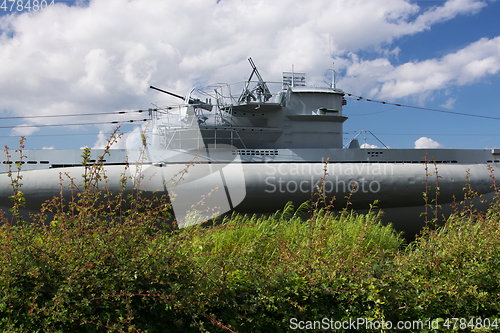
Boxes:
[186,204,403,268]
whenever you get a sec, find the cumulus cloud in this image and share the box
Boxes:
[92,131,109,150]
[414,137,443,149]
[411,0,486,30]
[381,37,500,99]
[92,126,145,150]
[11,125,39,136]
[125,127,146,151]
[338,35,500,100]
[0,0,497,147]
[360,143,379,149]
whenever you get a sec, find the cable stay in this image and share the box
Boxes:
[345,93,500,121]
[0,108,156,121]
[344,130,389,149]
[0,118,149,130]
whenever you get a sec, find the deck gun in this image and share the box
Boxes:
[149,85,213,111]
[238,57,273,104]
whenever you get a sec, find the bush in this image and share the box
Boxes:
[1,135,499,332]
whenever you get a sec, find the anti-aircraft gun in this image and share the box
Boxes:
[238,57,273,104]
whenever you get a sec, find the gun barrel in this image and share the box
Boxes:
[150,85,213,111]
[149,85,184,100]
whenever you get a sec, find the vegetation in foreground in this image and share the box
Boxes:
[0,136,499,332]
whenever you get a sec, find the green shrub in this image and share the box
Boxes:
[1,134,499,332]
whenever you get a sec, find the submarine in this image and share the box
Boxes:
[1,58,499,233]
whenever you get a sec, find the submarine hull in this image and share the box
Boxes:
[1,159,497,233]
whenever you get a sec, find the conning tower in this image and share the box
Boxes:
[150,58,348,150]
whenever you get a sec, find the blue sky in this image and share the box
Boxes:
[0,0,499,150]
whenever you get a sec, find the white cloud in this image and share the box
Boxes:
[0,0,496,144]
[125,127,145,151]
[338,35,500,100]
[360,143,379,149]
[11,125,39,136]
[92,126,145,150]
[412,0,486,30]
[414,137,443,149]
[92,131,108,149]
[440,97,456,109]
[76,49,115,95]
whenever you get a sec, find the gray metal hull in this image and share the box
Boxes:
[1,146,498,233]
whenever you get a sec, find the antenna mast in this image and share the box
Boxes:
[332,61,336,89]
[329,35,336,89]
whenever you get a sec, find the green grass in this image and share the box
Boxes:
[185,202,404,269]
